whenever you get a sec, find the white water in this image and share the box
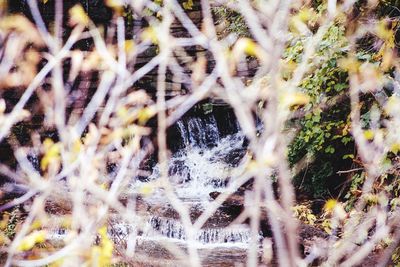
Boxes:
[49,113,255,251]
[145,216,251,245]
[121,114,257,249]
[106,217,252,248]
[134,115,247,201]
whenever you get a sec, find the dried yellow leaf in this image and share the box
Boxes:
[233,38,267,61]
[0,15,44,45]
[105,0,124,14]
[72,139,82,154]
[363,129,374,140]
[90,226,113,266]
[17,230,47,251]
[124,40,135,53]
[338,57,360,73]
[41,139,61,170]
[30,219,42,230]
[138,107,155,125]
[140,184,154,195]
[281,92,310,107]
[297,8,315,23]
[69,5,89,26]
[376,20,395,46]
[324,199,337,212]
[391,143,400,154]
[142,27,158,44]
[183,0,194,10]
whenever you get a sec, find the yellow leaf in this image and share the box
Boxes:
[0,232,10,246]
[0,15,44,45]
[338,57,360,73]
[30,219,42,230]
[140,184,154,196]
[69,5,89,26]
[391,143,400,154]
[41,139,61,171]
[297,8,316,23]
[138,107,155,125]
[380,48,394,71]
[105,0,124,14]
[306,214,316,225]
[324,199,337,212]
[281,92,310,107]
[90,226,113,266]
[116,106,129,120]
[17,230,47,251]
[322,219,332,234]
[72,139,82,154]
[100,182,108,190]
[124,40,135,53]
[363,129,374,140]
[183,0,193,10]
[385,96,400,116]
[376,20,395,47]
[233,38,267,61]
[0,214,9,230]
[141,27,158,44]
[42,0,49,4]
[364,193,379,204]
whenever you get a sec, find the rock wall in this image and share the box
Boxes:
[7,0,257,98]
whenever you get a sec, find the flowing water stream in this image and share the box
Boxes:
[119,110,260,265]
[48,108,258,265]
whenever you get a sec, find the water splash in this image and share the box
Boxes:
[176,115,221,149]
[129,111,255,249]
[141,131,246,200]
[146,216,252,244]
[109,217,252,246]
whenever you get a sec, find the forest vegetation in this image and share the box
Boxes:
[0,0,400,266]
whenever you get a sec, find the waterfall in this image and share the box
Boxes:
[107,217,254,246]
[141,126,246,200]
[30,107,254,252]
[178,115,221,149]
[43,107,255,251]
[177,120,190,148]
[48,216,258,247]
[145,216,252,245]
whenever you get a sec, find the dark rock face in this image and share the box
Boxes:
[8,0,112,23]
[8,0,112,51]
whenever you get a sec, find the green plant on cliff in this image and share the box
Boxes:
[210,3,356,198]
[212,6,249,38]
[284,11,354,197]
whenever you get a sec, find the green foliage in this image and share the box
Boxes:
[202,103,213,115]
[1,207,22,240]
[182,0,194,10]
[392,246,400,265]
[286,24,355,198]
[292,202,317,225]
[344,173,365,209]
[212,6,249,37]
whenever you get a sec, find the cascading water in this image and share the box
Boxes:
[145,216,252,245]
[127,109,257,253]
[135,112,247,201]
[47,107,257,264]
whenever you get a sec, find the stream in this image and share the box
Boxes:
[117,106,263,266]
[49,106,262,266]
